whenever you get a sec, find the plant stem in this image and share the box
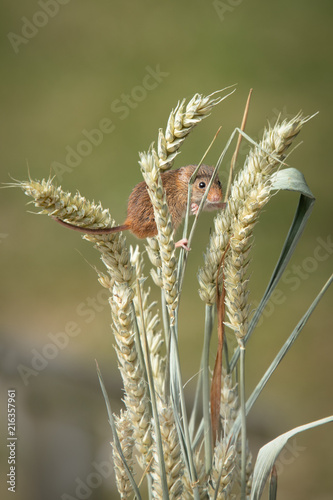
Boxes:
[239,343,247,500]
[203,303,214,473]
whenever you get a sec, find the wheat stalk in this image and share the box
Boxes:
[198,114,306,307]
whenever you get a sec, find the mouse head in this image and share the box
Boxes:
[178,164,223,211]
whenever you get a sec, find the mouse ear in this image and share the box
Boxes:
[177,165,194,183]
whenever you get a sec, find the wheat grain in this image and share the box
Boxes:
[111,409,135,499]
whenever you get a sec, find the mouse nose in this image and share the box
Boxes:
[208,192,222,203]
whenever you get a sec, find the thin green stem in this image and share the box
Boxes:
[189,355,203,440]
[239,343,247,500]
[203,303,214,473]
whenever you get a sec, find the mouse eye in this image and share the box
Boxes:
[217,180,222,188]
[199,181,206,189]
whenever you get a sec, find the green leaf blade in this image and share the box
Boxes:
[250,416,333,500]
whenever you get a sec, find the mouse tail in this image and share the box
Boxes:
[53,217,129,234]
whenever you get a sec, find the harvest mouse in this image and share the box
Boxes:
[54,164,224,250]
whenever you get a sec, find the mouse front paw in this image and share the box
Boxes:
[191,203,199,216]
[175,238,191,251]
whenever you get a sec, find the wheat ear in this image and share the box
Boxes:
[130,245,166,396]
[198,114,306,306]
[224,115,305,342]
[110,282,152,468]
[145,88,235,280]
[139,148,179,319]
[111,409,135,499]
[150,403,185,499]
[158,88,235,171]
[11,177,134,287]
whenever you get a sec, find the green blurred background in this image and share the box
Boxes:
[1,1,332,499]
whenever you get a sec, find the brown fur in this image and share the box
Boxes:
[55,165,223,238]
